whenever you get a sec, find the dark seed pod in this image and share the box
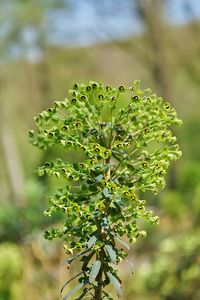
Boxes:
[86,86,91,92]
[138,205,144,210]
[116,143,123,148]
[163,102,171,110]
[81,95,87,101]
[75,122,81,128]
[111,187,116,192]
[45,162,50,167]
[98,94,104,100]
[104,150,110,155]
[132,95,139,101]
[80,146,86,151]
[142,162,148,168]
[144,128,150,134]
[48,132,54,137]
[106,85,112,91]
[71,98,77,103]
[61,168,66,174]
[94,148,100,152]
[111,96,116,101]
[123,191,129,196]
[90,159,96,165]
[118,85,125,92]
[67,141,72,146]
[47,108,53,113]
[93,144,99,149]
[92,83,98,89]
[79,163,85,168]
[124,141,130,147]
[73,83,79,90]
[63,125,69,130]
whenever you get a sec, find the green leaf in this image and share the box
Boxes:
[105,245,116,264]
[89,260,101,283]
[102,188,112,199]
[106,272,122,298]
[86,236,97,249]
[95,174,104,182]
[61,272,83,293]
[81,251,95,271]
[62,282,84,300]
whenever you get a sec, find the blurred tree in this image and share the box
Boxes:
[0,0,68,206]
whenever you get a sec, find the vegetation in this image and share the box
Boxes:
[1,1,200,299]
[30,81,182,299]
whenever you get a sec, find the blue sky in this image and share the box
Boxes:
[48,0,200,46]
[2,0,200,62]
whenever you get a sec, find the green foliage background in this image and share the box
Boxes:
[0,1,200,299]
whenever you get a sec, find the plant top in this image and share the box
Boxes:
[29,80,182,299]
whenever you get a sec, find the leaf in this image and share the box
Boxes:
[61,272,83,293]
[114,236,130,250]
[95,174,103,182]
[105,245,116,264]
[89,260,101,283]
[86,236,97,249]
[106,272,122,298]
[102,188,112,199]
[62,282,84,300]
[63,249,88,265]
[81,251,95,271]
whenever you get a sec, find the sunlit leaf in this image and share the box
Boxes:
[105,245,116,264]
[106,272,122,298]
[89,260,101,283]
[86,236,97,249]
[62,282,84,300]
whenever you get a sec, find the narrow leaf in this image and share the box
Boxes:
[114,236,130,250]
[63,249,87,265]
[126,258,134,274]
[89,260,101,283]
[62,282,84,300]
[82,251,95,271]
[61,272,83,293]
[86,236,97,249]
[106,272,122,298]
[105,245,116,264]
[95,174,103,182]
[102,188,112,199]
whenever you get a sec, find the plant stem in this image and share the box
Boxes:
[94,225,105,300]
[94,256,103,300]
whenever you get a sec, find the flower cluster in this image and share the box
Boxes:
[30,81,182,299]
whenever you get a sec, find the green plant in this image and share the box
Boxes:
[29,81,182,299]
[0,243,23,300]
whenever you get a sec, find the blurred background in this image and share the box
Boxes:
[0,0,200,299]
